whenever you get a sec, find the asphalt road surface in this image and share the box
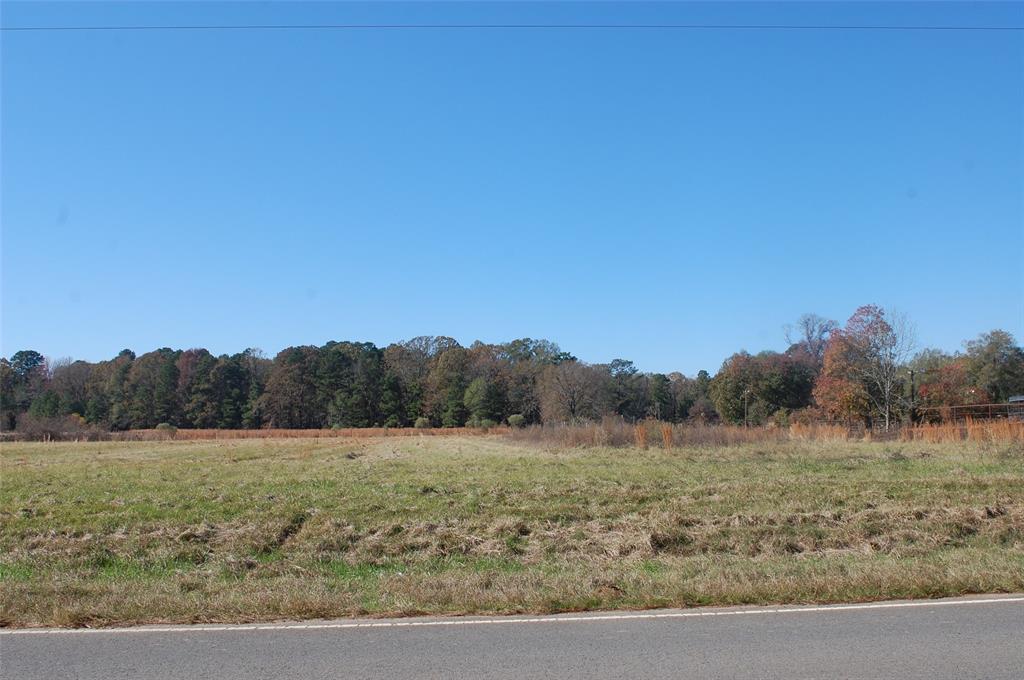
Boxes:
[2,595,1022,679]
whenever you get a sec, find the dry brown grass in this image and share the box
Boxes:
[1,435,1021,628]
[788,422,853,441]
[633,423,649,449]
[0,426,507,443]
[119,426,507,440]
[900,419,1024,444]
[8,419,1019,446]
[510,418,1023,449]
[660,423,673,449]
[511,420,790,448]
[507,417,634,447]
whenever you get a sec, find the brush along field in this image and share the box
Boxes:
[1,435,1022,627]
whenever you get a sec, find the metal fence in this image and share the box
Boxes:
[915,402,1024,423]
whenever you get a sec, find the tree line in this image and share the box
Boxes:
[2,305,1022,432]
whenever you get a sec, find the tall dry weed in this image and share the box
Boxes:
[660,423,674,449]
[507,417,1022,449]
[19,416,1021,446]
[634,423,649,449]
[902,419,1023,444]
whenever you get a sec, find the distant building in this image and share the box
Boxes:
[1009,396,1024,421]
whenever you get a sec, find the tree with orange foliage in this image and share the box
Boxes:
[813,332,872,424]
[917,359,989,408]
[813,305,916,430]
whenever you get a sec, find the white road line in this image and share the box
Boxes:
[3,596,1022,636]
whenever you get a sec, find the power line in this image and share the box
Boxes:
[2,23,1023,33]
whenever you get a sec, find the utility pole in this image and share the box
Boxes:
[743,388,750,428]
[908,369,916,424]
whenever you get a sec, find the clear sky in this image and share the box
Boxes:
[2,1,1022,375]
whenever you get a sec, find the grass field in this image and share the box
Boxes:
[1,435,1022,627]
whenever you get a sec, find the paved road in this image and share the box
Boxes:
[2,595,1022,679]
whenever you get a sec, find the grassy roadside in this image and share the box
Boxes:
[1,436,1022,627]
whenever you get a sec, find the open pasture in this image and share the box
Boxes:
[1,435,1021,627]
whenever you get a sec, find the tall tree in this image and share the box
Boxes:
[425,345,469,427]
[261,346,322,428]
[667,372,698,422]
[240,348,271,428]
[963,330,1024,403]
[646,374,673,421]
[209,355,251,428]
[539,361,610,424]
[317,342,384,428]
[917,358,988,408]
[814,306,916,429]
[496,338,563,423]
[0,359,18,430]
[83,350,135,429]
[608,359,647,421]
[177,349,218,427]
[7,350,48,419]
[463,376,504,425]
[48,359,93,416]
[383,340,430,425]
[710,351,815,425]
[784,313,838,366]
[124,349,181,428]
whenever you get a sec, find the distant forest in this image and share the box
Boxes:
[3,305,1023,433]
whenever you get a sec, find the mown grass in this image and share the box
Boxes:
[1,436,1022,627]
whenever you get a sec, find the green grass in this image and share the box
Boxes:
[1,435,1021,627]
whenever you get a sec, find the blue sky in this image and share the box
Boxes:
[2,1,1022,375]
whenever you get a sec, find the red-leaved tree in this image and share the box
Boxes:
[813,305,916,429]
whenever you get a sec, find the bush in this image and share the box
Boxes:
[15,414,102,441]
[507,414,526,428]
[414,416,431,429]
[480,419,497,429]
[154,423,178,439]
[789,407,824,426]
